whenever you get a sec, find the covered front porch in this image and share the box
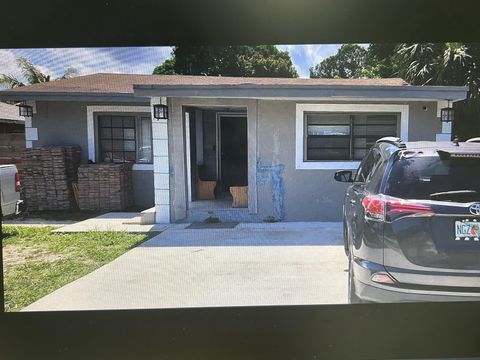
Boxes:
[148,97,260,224]
[184,105,251,220]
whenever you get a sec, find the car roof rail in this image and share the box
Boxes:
[466,137,480,143]
[376,137,407,148]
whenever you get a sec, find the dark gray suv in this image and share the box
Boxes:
[335,137,480,303]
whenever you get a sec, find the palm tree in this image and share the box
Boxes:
[0,57,78,88]
[394,43,479,97]
[437,43,470,85]
[395,43,438,85]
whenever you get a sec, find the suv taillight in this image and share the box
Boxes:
[362,196,385,221]
[15,172,21,192]
[362,195,433,222]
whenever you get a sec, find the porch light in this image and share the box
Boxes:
[440,101,454,123]
[153,104,168,120]
[18,103,33,117]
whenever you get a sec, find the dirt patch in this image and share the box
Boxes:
[3,245,64,270]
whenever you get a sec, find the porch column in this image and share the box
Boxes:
[151,97,171,223]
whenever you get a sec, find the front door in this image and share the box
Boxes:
[219,116,248,192]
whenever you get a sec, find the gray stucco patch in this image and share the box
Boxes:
[256,159,286,220]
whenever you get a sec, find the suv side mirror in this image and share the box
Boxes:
[334,170,354,183]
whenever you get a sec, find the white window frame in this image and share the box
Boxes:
[86,105,153,170]
[295,103,409,170]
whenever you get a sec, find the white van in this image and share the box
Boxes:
[0,164,23,217]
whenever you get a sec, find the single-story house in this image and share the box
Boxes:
[0,73,468,223]
[0,102,25,165]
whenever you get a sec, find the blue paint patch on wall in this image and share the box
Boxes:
[257,159,285,220]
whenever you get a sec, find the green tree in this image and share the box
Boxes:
[309,44,368,78]
[152,58,176,75]
[0,57,78,88]
[395,43,444,85]
[153,45,298,78]
[363,43,401,78]
[393,43,480,139]
[394,43,475,88]
[366,43,479,92]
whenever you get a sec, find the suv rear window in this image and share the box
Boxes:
[385,156,480,200]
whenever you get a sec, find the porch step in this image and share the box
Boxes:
[140,207,156,225]
[186,209,260,223]
[140,207,261,224]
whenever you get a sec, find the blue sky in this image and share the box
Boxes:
[0,45,345,82]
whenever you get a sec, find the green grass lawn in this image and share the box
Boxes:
[2,226,157,312]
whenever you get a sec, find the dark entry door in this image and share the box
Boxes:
[220,116,248,192]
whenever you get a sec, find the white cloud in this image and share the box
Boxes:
[0,47,173,83]
[0,49,24,78]
[30,47,172,76]
[278,44,342,77]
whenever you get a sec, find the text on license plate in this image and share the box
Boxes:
[455,221,480,239]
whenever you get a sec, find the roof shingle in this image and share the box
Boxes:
[0,73,409,95]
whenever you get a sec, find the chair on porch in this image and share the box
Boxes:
[229,186,248,208]
[196,165,217,200]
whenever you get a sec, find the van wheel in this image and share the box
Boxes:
[348,253,362,304]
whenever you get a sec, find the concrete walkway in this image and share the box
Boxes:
[52,212,168,233]
[24,222,348,311]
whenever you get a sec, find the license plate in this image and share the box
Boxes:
[455,221,480,240]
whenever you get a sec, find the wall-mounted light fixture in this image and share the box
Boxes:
[18,102,33,117]
[153,104,168,120]
[440,100,454,123]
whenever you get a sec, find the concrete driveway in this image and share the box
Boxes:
[24,222,348,311]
